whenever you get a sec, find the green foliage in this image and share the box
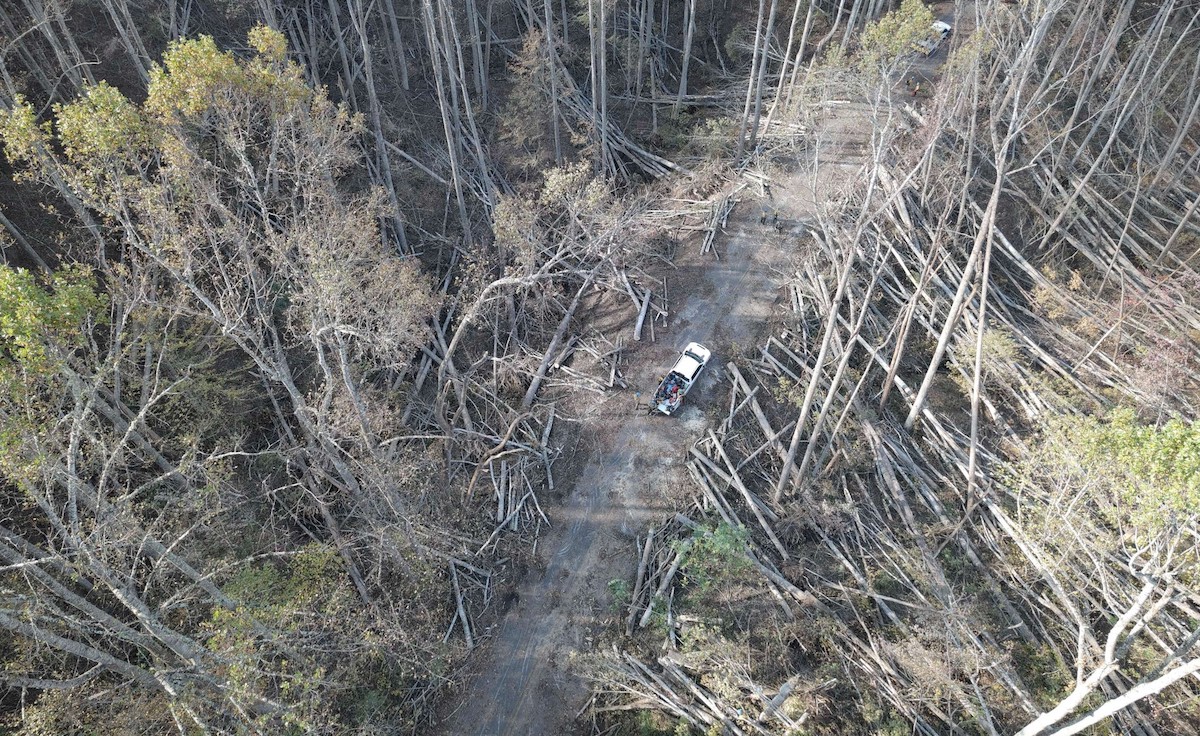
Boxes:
[944,29,996,78]
[8,24,435,379]
[0,264,106,377]
[1058,408,1200,530]
[608,578,632,612]
[55,82,153,165]
[771,376,805,409]
[0,95,48,165]
[819,43,849,73]
[949,325,1020,398]
[678,522,751,595]
[686,117,738,159]
[1011,642,1071,709]
[1015,407,1200,541]
[248,23,288,62]
[145,28,309,125]
[223,543,346,613]
[498,29,555,171]
[617,710,680,736]
[856,693,919,734]
[207,544,352,731]
[140,323,258,447]
[858,0,936,74]
[0,265,104,489]
[655,113,694,152]
[541,160,612,211]
[14,684,176,736]
[723,22,755,64]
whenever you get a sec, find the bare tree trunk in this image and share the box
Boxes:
[588,0,613,173]
[327,0,362,109]
[964,224,995,497]
[1043,657,1200,736]
[763,0,806,129]
[438,0,497,207]
[545,0,563,163]
[775,236,856,502]
[1013,582,1160,736]
[902,1,1064,425]
[735,0,769,160]
[588,0,602,168]
[20,0,94,92]
[840,0,863,49]
[0,611,162,690]
[465,0,489,109]
[349,0,409,252]
[0,7,59,98]
[560,0,569,46]
[746,0,780,150]
[381,0,412,90]
[675,0,697,111]
[422,0,472,237]
[0,208,49,271]
[521,271,596,408]
[599,0,611,173]
[1153,49,1200,188]
[98,0,150,83]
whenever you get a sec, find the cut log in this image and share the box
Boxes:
[634,288,653,341]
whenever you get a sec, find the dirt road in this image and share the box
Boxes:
[438,106,874,736]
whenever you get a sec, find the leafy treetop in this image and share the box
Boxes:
[858,0,937,75]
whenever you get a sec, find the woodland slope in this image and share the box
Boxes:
[0,1,1198,736]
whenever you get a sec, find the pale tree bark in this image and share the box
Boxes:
[98,0,150,83]
[19,0,95,93]
[423,0,472,237]
[1043,656,1200,736]
[437,0,497,207]
[840,0,865,49]
[675,0,697,111]
[0,610,162,691]
[326,0,361,109]
[348,0,409,253]
[587,0,614,173]
[763,0,806,130]
[904,1,1064,427]
[544,0,563,162]
[1013,581,1189,736]
[464,0,489,108]
[1153,50,1200,188]
[746,0,780,151]
[774,235,856,502]
[782,1,817,112]
[735,0,769,160]
[381,0,412,90]
[599,0,609,172]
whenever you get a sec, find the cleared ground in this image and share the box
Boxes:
[439,102,878,735]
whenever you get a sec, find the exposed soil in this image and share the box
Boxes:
[437,103,880,736]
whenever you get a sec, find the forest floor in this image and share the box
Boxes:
[436,99,878,734]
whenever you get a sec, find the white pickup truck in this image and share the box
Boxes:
[913,21,952,56]
[652,342,712,416]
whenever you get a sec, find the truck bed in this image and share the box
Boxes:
[650,342,711,416]
[653,371,688,415]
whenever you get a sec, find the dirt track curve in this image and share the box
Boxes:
[438,103,876,736]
